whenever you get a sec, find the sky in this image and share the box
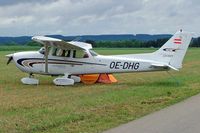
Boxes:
[0,0,199,36]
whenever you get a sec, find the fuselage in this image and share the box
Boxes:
[12,49,167,76]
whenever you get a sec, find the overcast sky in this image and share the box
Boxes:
[0,0,199,36]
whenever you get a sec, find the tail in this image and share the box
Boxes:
[153,30,193,70]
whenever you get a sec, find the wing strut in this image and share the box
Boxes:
[44,44,49,73]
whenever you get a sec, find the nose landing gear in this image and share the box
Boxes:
[21,74,39,85]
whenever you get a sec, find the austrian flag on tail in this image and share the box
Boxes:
[174,38,182,44]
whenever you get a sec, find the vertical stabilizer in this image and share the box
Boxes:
[153,30,193,69]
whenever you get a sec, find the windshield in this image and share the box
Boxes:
[89,50,98,56]
[39,47,45,54]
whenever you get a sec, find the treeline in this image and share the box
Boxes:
[0,41,42,46]
[191,37,200,47]
[2,37,200,48]
[86,37,200,48]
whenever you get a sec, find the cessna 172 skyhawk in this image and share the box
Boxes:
[6,30,193,86]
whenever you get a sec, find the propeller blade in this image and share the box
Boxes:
[7,56,13,65]
[6,54,14,65]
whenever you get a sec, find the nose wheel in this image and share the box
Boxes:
[21,73,39,85]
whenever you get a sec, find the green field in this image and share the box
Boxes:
[0,47,200,133]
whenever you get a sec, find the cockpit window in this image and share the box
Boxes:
[39,47,45,54]
[41,47,92,58]
[73,50,89,58]
[50,47,57,56]
[49,47,71,57]
[89,50,98,56]
[66,50,71,57]
[56,49,64,56]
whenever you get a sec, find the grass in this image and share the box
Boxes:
[0,46,200,133]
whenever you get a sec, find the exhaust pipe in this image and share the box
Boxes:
[6,54,14,65]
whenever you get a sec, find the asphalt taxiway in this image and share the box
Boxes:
[104,94,200,133]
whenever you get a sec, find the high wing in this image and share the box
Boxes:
[32,36,92,50]
[32,36,92,73]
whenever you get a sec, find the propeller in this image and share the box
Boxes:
[6,54,13,65]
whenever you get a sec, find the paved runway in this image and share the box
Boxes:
[104,94,200,133]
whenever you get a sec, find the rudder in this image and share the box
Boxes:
[153,30,193,70]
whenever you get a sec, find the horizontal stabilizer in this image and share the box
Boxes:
[167,65,179,71]
[151,63,179,71]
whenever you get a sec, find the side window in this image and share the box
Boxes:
[50,47,71,57]
[56,49,64,56]
[66,50,71,57]
[73,50,89,58]
[49,47,67,57]
[73,50,76,58]
[49,47,57,56]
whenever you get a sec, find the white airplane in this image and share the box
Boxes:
[6,30,193,86]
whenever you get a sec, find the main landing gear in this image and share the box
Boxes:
[21,74,39,85]
[21,74,81,86]
[53,74,81,86]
